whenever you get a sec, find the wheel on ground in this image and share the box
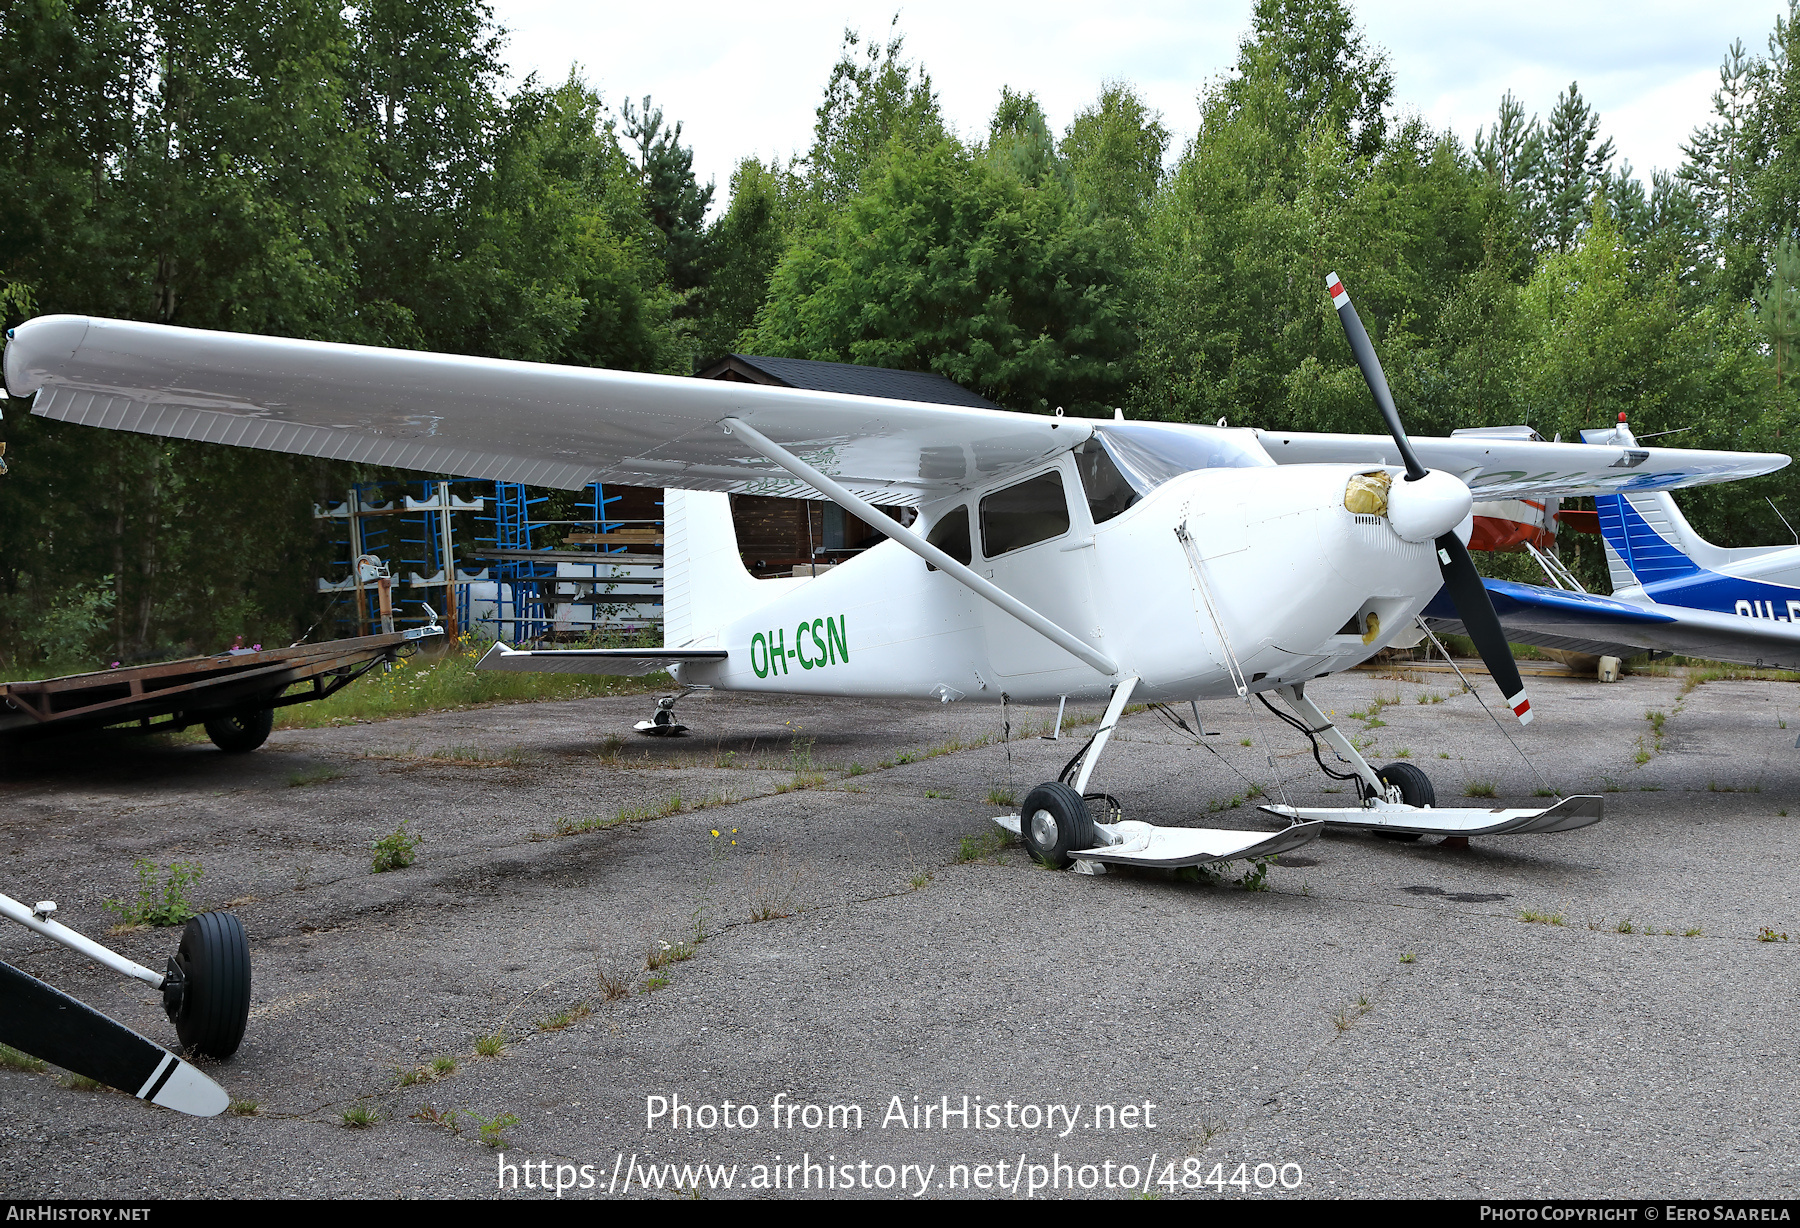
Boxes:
[203,706,273,753]
[1371,761,1435,842]
[1017,782,1096,869]
[164,911,251,1059]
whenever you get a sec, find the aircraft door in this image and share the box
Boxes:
[978,464,1099,679]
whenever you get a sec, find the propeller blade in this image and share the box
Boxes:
[0,959,229,1116]
[1326,272,1532,726]
[1326,273,1426,481]
[1435,533,1533,724]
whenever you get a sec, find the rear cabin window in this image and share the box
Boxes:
[924,504,972,571]
[980,471,1071,558]
[1075,438,1139,524]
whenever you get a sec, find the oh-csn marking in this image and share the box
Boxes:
[750,615,849,678]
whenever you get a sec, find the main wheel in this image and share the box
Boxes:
[164,911,251,1059]
[1017,782,1096,869]
[1371,762,1435,842]
[203,706,273,753]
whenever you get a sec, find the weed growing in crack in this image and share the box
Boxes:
[370,821,419,872]
[104,859,203,928]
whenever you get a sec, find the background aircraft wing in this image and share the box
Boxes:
[2,315,1089,504]
[1424,579,1800,669]
[1256,430,1789,499]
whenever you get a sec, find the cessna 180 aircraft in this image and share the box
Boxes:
[2,278,1789,874]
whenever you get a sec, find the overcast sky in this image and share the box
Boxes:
[490,1,1790,211]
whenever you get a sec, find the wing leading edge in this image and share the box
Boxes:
[3,315,1089,503]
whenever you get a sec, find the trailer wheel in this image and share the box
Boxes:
[1018,782,1095,868]
[203,706,273,753]
[165,911,251,1059]
[1371,762,1435,841]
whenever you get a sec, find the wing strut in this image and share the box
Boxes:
[719,417,1118,678]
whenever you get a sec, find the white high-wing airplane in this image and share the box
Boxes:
[3,278,1788,870]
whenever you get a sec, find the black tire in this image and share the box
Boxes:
[1372,762,1435,842]
[203,706,273,753]
[1018,782,1096,869]
[165,911,251,1059]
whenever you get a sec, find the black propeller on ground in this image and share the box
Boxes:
[1326,273,1533,725]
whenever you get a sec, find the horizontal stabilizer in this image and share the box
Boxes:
[993,814,1322,868]
[1259,794,1603,836]
[0,960,229,1117]
[475,642,727,677]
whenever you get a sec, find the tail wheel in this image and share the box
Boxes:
[1371,762,1435,842]
[164,912,251,1059]
[1018,782,1096,869]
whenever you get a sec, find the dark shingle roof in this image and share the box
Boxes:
[708,354,1002,411]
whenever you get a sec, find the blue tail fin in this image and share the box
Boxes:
[1594,492,1702,593]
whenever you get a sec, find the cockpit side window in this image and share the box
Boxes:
[980,470,1071,557]
[924,504,972,571]
[1075,438,1139,524]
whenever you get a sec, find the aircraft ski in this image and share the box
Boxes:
[991,813,1323,870]
[1259,794,1605,837]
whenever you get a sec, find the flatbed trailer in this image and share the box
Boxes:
[0,624,442,751]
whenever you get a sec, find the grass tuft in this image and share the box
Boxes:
[474,1032,506,1058]
[958,828,1012,863]
[539,1002,593,1032]
[1519,908,1565,926]
[340,1101,380,1128]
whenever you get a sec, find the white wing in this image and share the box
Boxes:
[1255,430,1789,498]
[2,315,1090,504]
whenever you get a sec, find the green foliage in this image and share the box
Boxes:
[1062,83,1171,224]
[370,821,420,873]
[752,133,1136,414]
[804,19,945,211]
[103,859,203,928]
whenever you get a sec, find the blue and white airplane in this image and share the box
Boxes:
[1426,417,1800,670]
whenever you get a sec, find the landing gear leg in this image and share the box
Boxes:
[634,686,700,736]
[1018,677,1139,868]
[1275,682,1399,803]
[1277,683,1438,840]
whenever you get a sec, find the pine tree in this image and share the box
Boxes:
[622,95,714,300]
[1533,83,1615,252]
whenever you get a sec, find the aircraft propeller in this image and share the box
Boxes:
[1327,273,1533,725]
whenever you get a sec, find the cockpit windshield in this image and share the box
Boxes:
[1091,422,1275,495]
